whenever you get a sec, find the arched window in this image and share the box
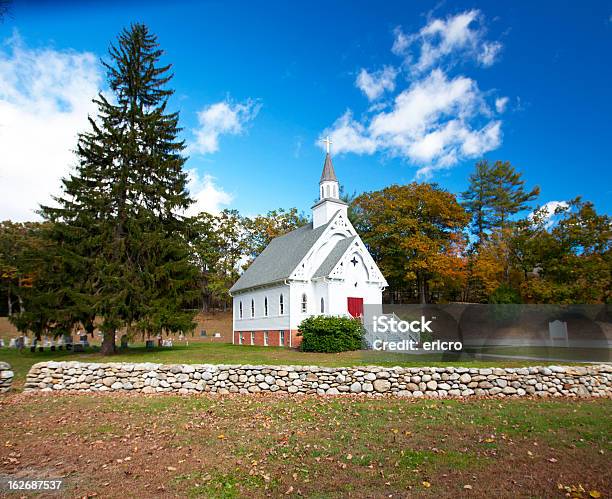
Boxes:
[251,299,255,317]
[264,297,268,316]
[320,186,324,198]
[279,294,284,315]
[301,293,308,313]
[320,297,325,313]
[239,301,243,319]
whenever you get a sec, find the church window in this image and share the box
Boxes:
[264,297,268,316]
[301,293,308,313]
[250,332,255,345]
[239,332,244,345]
[280,330,285,346]
[279,294,284,315]
[251,299,255,317]
[264,331,269,346]
[239,301,243,319]
[320,297,325,313]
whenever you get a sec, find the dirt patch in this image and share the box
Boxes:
[0,392,610,498]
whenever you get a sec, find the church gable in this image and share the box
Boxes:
[289,210,355,281]
[327,237,386,285]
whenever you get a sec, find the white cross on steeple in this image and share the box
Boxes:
[322,135,333,154]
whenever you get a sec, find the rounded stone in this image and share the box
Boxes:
[373,379,391,392]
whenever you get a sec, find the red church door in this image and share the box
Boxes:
[347,297,364,318]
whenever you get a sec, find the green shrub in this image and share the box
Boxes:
[298,315,364,353]
[489,284,522,304]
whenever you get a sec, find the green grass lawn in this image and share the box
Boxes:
[0,341,602,391]
[1,393,610,497]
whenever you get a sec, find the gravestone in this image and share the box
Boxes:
[73,344,84,352]
[549,320,569,346]
[120,335,129,349]
[200,330,207,337]
[145,340,155,349]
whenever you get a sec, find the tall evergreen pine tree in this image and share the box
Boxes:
[461,160,493,246]
[41,24,197,354]
[462,160,540,241]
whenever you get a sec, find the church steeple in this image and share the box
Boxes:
[319,137,339,200]
[312,136,347,228]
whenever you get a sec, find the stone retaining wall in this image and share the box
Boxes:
[24,361,612,398]
[0,362,14,393]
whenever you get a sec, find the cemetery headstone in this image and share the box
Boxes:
[549,320,569,346]
[146,339,155,349]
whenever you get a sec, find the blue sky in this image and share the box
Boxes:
[1,0,611,221]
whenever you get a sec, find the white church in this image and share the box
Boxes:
[229,142,388,348]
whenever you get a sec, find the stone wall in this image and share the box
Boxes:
[24,361,612,398]
[0,362,14,393]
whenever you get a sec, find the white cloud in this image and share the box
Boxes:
[355,66,397,101]
[321,11,505,178]
[495,96,509,113]
[321,70,501,177]
[321,111,377,155]
[391,26,410,56]
[0,34,103,221]
[479,41,502,66]
[400,10,502,73]
[189,98,261,155]
[185,170,233,215]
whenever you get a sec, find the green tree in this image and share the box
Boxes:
[462,160,540,240]
[41,24,197,354]
[243,208,308,262]
[353,183,470,304]
[488,161,540,231]
[0,221,40,316]
[191,209,245,311]
[514,199,611,303]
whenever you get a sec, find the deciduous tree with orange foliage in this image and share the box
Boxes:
[353,183,470,304]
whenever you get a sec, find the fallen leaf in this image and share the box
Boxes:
[463,484,473,489]
[422,481,431,488]
[167,466,177,471]
[589,491,601,498]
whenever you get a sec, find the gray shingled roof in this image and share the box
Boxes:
[312,236,356,279]
[230,221,331,294]
[320,153,338,182]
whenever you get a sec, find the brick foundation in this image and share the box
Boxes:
[234,330,301,348]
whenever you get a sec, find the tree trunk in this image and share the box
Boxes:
[101,330,116,355]
[7,288,12,317]
[418,276,427,305]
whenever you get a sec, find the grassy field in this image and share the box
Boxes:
[0,342,579,391]
[0,392,610,498]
